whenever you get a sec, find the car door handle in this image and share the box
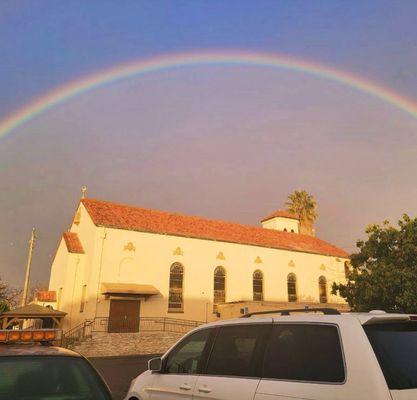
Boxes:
[198,386,212,393]
[180,384,192,391]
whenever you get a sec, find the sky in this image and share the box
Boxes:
[1,0,417,286]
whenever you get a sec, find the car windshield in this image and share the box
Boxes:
[365,321,417,390]
[0,356,111,400]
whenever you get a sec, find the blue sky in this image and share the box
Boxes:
[1,1,417,286]
[2,0,417,114]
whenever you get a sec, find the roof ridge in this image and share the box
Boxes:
[261,209,299,222]
[81,198,275,232]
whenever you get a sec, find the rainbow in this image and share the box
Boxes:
[1,49,417,138]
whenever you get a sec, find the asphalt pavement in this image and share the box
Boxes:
[90,354,160,400]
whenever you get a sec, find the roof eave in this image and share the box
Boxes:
[94,222,348,258]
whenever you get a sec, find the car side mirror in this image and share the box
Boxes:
[148,357,162,372]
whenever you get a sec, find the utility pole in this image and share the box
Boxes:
[21,227,36,307]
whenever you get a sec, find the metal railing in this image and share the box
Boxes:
[61,319,93,347]
[61,316,204,348]
[91,316,203,334]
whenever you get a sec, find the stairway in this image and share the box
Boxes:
[61,316,203,357]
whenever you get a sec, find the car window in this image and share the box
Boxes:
[204,324,270,378]
[165,328,211,374]
[365,321,417,390]
[0,356,111,400]
[263,324,345,383]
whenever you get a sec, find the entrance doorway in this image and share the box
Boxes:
[108,299,140,333]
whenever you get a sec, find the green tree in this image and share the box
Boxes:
[0,278,11,314]
[285,190,318,235]
[332,215,417,313]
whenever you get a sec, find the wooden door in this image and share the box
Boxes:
[108,299,140,333]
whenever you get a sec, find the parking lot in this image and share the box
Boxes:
[90,354,159,400]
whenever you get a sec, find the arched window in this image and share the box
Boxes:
[287,273,297,302]
[319,276,327,303]
[213,266,226,313]
[168,263,184,312]
[253,270,264,301]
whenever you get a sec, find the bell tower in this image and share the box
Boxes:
[261,210,300,233]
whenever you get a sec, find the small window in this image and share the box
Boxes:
[344,261,350,278]
[213,266,226,313]
[319,276,327,303]
[253,270,264,301]
[168,263,184,312]
[205,324,270,378]
[283,228,287,232]
[165,329,211,374]
[79,285,87,313]
[287,273,297,302]
[263,324,345,383]
[290,229,295,233]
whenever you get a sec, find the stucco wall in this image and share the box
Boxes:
[261,216,299,233]
[94,226,347,321]
[49,204,101,330]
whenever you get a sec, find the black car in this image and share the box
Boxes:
[0,329,112,400]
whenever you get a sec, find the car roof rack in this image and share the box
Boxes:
[241,307,341,318]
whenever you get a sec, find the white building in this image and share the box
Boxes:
[48,198,349,332]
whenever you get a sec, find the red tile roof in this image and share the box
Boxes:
[261,209,299,222]
[81,198,348,258]
[63,232,85,254]
[35,290,56,302]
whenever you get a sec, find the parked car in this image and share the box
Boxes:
[125,308,417,400]
[0,329,113,399]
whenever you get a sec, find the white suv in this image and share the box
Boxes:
[125,308,417,400]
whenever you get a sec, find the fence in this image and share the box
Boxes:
[61,316,203,347]
[92,316,203,334]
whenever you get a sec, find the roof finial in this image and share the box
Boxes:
[81,185,87,199]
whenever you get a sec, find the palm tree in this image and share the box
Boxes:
[285,190,318,236]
